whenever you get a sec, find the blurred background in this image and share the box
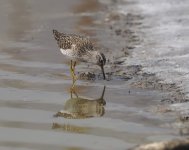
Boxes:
[0,0,189,150]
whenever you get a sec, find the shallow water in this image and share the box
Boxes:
[0,0,185,150]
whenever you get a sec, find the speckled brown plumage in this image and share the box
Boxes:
[53,29,94,58]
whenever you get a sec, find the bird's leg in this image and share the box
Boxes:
[72,61,77,88]
[70,87,78,99]
[73,61,77,81]
[70,60,77,91]
[70,60,75,91]
[70,60,73,79]
[70,60,76,80]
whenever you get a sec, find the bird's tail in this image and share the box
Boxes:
[52,29,61,41]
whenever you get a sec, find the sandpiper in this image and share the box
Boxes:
[52,29,106,85]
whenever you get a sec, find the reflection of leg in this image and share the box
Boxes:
[71,89,73,98]
[70,60,74,91]
[73,90,78,98]
[70,85,78,98]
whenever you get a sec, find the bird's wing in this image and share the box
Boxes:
[53,30,94,53]
[61,35,94,54]
[53,30,72,49]
[58,35,74,49]
[75,37,94,54]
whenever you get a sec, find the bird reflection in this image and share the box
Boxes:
[52,123,90,134]
[54,86,106,119]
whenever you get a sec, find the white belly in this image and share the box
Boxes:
[60,48,78,60]
[60,48,90,62]
[60,48,71,56]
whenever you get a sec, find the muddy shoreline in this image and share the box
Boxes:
[103,1,188,102]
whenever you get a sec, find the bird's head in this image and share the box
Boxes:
[96,52,106,80]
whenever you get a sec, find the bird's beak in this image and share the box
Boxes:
[100,65,106,80]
